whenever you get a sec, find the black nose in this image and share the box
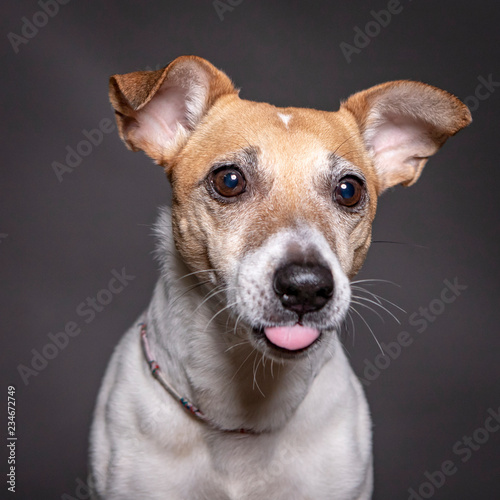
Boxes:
[273,262,334,315]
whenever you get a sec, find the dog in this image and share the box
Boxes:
[89,56,471,499]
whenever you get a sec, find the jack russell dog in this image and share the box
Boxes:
[89,56,471,499]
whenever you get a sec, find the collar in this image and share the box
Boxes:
[140,321,259,435]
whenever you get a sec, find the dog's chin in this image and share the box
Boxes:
[251,325,325,360]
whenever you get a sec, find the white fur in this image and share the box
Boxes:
[231,225,351,355]
[89,208,373,499]
[277,112,292,128]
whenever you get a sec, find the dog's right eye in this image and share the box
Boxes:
[210,167,246,198]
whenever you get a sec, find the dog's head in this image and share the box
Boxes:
[109,56,470,359]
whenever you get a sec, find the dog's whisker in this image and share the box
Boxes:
[351,285,406,313]
[351,299,386,323]
[261,355,266,375]
[371,240,429,249]
[287,357,302,377]
[226,346,257,388]
[199,284,242,306]
[332,133,360,156]
[252,352,263,395]
[307,350,314,374]
[352,295,402,324]
[352,294,403,324]
[224,340,251,353]
[350,278,401,288]
[233,312,245,337]
[194,285,230,314]
[173,268,220,283]
[343,310,357,347]
[335,148,364,160]
[251,354,258,391]
[371,294,406,314]
[349,305,384,355]
[199,283,228,300]
[261,353,266,371]
[225,308,242,331]
[170,280,212,307]
[203,301,240,332]
[351,285,382,305]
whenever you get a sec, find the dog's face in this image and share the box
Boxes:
[109,56,471,359]
[169,99,378,358]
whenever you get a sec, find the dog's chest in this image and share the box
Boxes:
[128,441,300,499]
[121,425,361,500]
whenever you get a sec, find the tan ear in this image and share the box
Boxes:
[341,80,472,193]
[109,55,237,167]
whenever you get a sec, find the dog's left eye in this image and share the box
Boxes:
[334,177,364,207]
[211,167,246,198]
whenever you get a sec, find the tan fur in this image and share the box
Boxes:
[167,98,378,278]
[107,57,470,282]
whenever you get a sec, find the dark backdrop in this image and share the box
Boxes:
[1,1,499,499]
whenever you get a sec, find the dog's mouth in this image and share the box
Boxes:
[253,324,322,354]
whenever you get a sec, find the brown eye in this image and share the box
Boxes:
[211,167,246,198]
[334,176,364,207]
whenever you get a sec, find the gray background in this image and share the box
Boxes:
[1,1,499,498]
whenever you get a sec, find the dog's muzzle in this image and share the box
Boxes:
[233,227,351,356]
[261,261,334,351]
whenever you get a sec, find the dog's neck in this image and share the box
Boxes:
[145,209,333,433]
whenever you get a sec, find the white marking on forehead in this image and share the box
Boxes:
[277,112,292,128]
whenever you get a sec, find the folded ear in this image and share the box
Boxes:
[341,81,472,193]
[109,55,237,167]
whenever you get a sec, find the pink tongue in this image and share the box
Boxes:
[264,325,320,351]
